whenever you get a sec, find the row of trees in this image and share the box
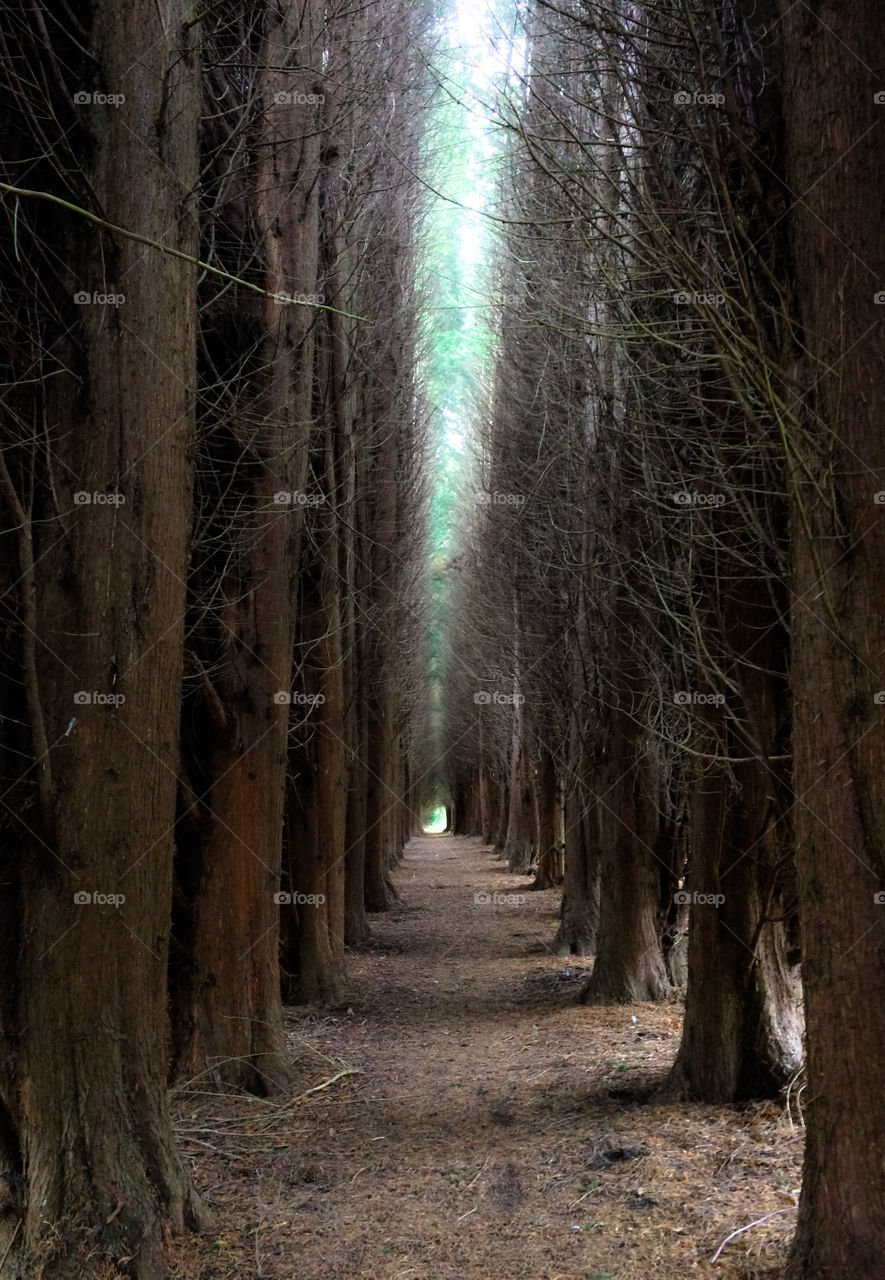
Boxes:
[443,1,885,1276]
[0,0,431,1274]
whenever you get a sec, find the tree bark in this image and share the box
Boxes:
[171,0,322,1092]
[666,574,801,1101]
[0,2,204,1271]
[532,748,561,888]
[556,785,600,956]
[286,492,349,1004]
[581,702,670,1004]
[666,756,801,1100]
[503,651,535,873]
[780,4,885,1272]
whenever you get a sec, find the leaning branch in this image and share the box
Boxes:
[0,181,368,321]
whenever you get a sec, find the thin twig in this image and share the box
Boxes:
[0,1220,21,1275]
[300,1068,363,1097]
[711,1207,796,1264]
[0,181,368,322]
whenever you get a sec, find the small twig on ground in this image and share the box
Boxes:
[301,1068,363,1097]
[0,1221,21,1275]
[711,1207,796,1264]
[466,1154,492,1189]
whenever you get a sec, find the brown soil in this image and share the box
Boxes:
[169,834,803,1280]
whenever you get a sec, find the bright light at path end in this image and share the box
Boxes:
[423,805,448,834]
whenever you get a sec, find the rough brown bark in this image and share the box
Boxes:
[503,654,535,873]
[581,703,670,1004]
[666,578,801,1101]
[666,757,801,1100]
[363,684,399,911]
[363,377,401,911]
[0,2,204,1272]
[477,718,494,843]
[344,650,371,945]
[555,788,600,956]
[532,748,561,889]
[171,0,323,1091]
[286,488,349,1004]
[779,3,885,1273]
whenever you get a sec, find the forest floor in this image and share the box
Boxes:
[168,834,802,1280]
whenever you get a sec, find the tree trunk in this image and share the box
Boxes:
[503,658,535,872]
[556,787,600,956]
[532,748,561,889]
[364,685,399,909]
[171,0,322,1092]
[478,718,494,843]
[344,665,371,945]
[285,311,351,1004]
[286,542,349,1004]
[666,578,801,1101]
[582,704,670,1003]
[780,4,885,1272]
[363,411,400,910]
[666,757,801,1100]
[0,2,204,1271]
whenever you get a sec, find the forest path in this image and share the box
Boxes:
[170,835,798,1280]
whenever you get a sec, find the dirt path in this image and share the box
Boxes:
[170,835,801,1280]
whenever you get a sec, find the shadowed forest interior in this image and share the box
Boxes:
[0,1,883,1278]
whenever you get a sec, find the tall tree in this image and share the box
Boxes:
[0,0,203,1272]
[171,0,323,1092]
[779,1,885,1272]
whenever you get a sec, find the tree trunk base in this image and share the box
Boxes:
[554,920,594,956]
[344,910,371,946]
[365,874,398,913]
[506,840,533,874]
[292,966,349,1006]
[19,1164,207,1280]
[530,869,562,890]
[580,965,670,1005]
